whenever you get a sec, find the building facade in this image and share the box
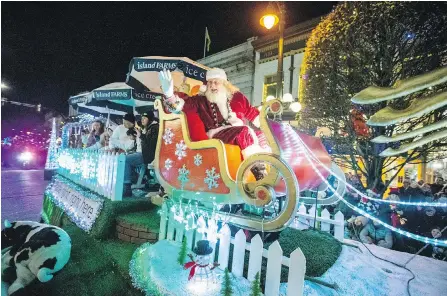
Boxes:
[197,37,257,104]
[251,18,320,107]
[198,17,322,123]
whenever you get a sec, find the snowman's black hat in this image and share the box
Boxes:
[193,240,213,255]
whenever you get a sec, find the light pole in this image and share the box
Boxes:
[260,1,286,100]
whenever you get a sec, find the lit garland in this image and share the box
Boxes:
[45,118,59,169]
[44,174,104,232]
[290,127,447,247]
[161,193,222,234]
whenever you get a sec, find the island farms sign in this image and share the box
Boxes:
[48,178,103,232]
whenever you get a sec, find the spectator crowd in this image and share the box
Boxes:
[340,174,447,261]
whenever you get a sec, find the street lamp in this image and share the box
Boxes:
[260,1,286,100]
[1,82,8,89]
[289,102,302,113]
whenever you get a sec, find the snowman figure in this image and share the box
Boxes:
[184,240,219,282]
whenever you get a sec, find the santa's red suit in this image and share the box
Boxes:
[165,91,264,159]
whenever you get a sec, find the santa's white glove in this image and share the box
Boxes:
[158,69,174,99]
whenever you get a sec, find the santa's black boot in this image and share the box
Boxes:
[250,163,267,181]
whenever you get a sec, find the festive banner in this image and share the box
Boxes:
[45,176,104,232]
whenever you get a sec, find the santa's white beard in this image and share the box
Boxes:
[205,88,229,120]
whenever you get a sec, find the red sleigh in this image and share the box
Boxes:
[124,56,345,231]
[153,98,346,231]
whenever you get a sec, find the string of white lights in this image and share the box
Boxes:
[288,125,447,208]
[291,130,447,247]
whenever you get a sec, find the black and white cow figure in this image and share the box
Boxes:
[1,220,71,296]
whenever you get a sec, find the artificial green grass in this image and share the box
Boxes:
[265,227,342,277]
[89,198,155,239]
[24,219,144,296]
[116,208,161,232]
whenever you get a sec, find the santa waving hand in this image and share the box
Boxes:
[159,68,267,180]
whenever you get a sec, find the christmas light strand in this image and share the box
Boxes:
[292,130,447,247]
[288,124,447,207]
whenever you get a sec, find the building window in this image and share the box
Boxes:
[262,75,283,102]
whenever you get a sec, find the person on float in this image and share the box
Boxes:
[86,120,105,148]
[158,68,267,180]
[138,111,161,192]
[109,113,144,197]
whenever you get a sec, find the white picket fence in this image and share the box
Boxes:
[291,204,345,241]
[159,203,307,296]
[57,148,126,201]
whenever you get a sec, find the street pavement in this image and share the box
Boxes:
[1,169,48,226]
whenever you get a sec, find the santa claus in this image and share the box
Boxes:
[158,68,267,180]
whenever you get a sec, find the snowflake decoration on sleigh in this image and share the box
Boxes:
[178,164,190,187]
[175,140,187,160]
[164,158,173,170]
[194,154,203,166]
[163,128,174,145]
[204,167,220,189]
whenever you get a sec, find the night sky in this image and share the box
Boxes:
[1,1,337,119]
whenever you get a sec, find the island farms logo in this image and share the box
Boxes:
[132,58,206,82]
[134,59,178,72]
[94,90,131,100]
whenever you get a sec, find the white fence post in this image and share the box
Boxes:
[287,248,306,296]
[185,216,195,250]
[166,210,175,241]
[105,151,113,199]
[265,241,282,296]
[175,222,185,243]
[112,153,125,201]
[207,218,218,262]
[232,229,246,277]
[320,208,331,233]
[247,234,263,281]
[195,216,206,243]
[217,224,231,270]
[334,211,345,241]
[308,205,316,229]
[297,204,308,230]
[158,203,168,240]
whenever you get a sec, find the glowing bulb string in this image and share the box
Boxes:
[289,125,447,208]
[294,133,447,247]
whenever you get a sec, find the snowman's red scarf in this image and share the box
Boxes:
[183,254,219,280]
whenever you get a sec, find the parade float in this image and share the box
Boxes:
[37,59,447,296]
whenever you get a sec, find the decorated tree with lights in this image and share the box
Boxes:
[45,117,59,170]
[299,1,447,192]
